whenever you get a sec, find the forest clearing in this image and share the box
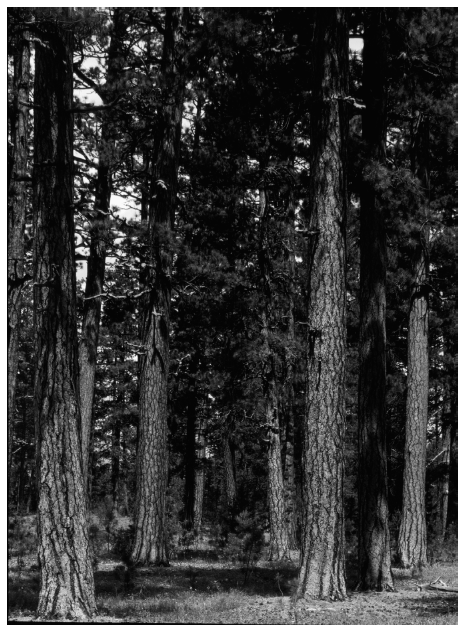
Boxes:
[8,7,456,622]
[8,515,458,624]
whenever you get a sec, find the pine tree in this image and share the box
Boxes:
[8,25,30,503]
[132,8,188,566]
[297,8,348,600]
[357,8,394,591]
[32,10,96,619]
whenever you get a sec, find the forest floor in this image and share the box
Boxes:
[8,516,458,624]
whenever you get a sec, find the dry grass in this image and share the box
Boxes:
[8,515,458,624]
[8,557,458,624]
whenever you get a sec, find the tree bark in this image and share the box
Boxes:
[397,111,431,568]
[283,169,298,550]
[33,16,96,620]
[223,429,237,514]
[132,8,187,566]
[8,31,30,503]
[194,413,206,533]
[434,422,451,543]
[358,9,394,591]
[79,8,127,495]
[183,370,197,529]
[296,8,348,601]
[258,183,291,561]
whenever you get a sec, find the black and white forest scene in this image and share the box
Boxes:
[7,6,457,624]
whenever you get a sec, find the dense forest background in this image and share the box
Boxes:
[8,7,457,621]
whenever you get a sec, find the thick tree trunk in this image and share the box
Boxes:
[33,17,96,620]
[132,8,186,566]
[194,414,206,533]
[358,9,394,591]
[79,8,127,495]
[8,32,30,503]
[258,184,290,561]
[398,113,430,569]
[398,249,429,568]
[296,8,348,601]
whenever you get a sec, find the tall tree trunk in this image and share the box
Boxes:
[8,31,30,503]
[258,183,290,561]
[183,370,197,529]
[358,9,394,591]
[33,15,96,619]
[397,248,429,567]
[283,164,298,550]
[397,114,430,570]
[132,8,187,566]
[79,8,127,495]
[194,413,206,533]
[296,8,348,601]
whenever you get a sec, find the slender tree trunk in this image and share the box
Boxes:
[132,8,187,566]
[33,16,96,619]
[398,113,430,570]
[258,182,290,561]
[194,413,206,533]
[433,421,451,544]
[358,9,393,591]
[79,8,127,495]
[283,172,298,550]
[223,430,236,514]
[296,8,348,601]
[8,31,30,503]
[183,371,197,529]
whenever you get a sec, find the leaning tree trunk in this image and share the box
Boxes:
[358,8,394,591]
[398,115,431,569]
[258,182,291,562]
[33,16,96,620]
[131,8,187,566]
[79,8,127,495]
[8,31,30,503]
[296,8,348,601]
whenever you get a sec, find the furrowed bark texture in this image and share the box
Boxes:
[259,185,290,561]
[283,160,298,550]
[358,9,393,591]
[297,8,348,601]
[223,429,237,513]
[194,414,206,532]
[8,32,30,501]
[398,115,430,569]
[79,9,127,494]
[33,19,96,620]
[132,8,186,566]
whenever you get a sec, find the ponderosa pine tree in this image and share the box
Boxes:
[358,8,394,591]
[32,10,96,619]
[258,180,291,561]
[78,8,128,494]
[397,114,430,569]
[8,27,30,503]
[131,7,188,565]
[297,7,348,600]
